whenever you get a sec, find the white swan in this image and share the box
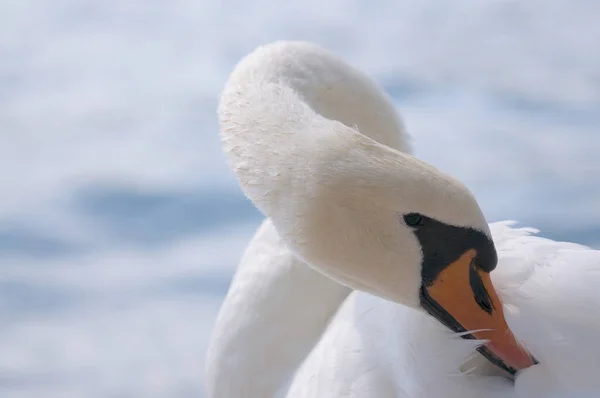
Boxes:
[206,41,600,398]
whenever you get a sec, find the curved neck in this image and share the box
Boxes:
[210,41,411,398]
[219,41,412,242]
[206,220,351,398]
[222,41,409,153]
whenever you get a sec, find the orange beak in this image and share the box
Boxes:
[420,249,536,376]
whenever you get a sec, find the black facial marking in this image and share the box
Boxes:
[405,213,513,375]
[401,213,497,287]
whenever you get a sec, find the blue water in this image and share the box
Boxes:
[2,1,600,396]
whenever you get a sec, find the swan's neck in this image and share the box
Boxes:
[205,220,351,398]
[221,41,409,153]
[210,41,411,398]
[219,41,412,257]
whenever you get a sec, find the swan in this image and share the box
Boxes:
[206,41,600,398]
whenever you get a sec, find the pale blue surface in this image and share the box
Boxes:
[1,1,600,396]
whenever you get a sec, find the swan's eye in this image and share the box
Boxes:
[403,213,424,227]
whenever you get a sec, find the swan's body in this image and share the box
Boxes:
[206,41,600,398]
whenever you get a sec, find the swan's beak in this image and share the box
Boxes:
[419,249,537,377]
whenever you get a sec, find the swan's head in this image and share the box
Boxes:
[244,124,536,377]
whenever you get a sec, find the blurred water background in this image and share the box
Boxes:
[1,1,599,396]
